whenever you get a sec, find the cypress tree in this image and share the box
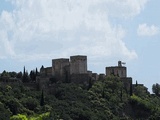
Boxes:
[120,88,123,102]
[130,83,133,96]
[30,70,33,80]
[136,80,138,87]
[88,78,92,90]
[102,87,105,98]
[36,67,38,76]
[23,66,25,75]
[40,89,44,106]
[22,66,26,82]
[102,80,105,98]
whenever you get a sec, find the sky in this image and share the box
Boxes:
[0,0,160,92]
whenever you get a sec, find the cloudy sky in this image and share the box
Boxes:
[0,0,160,92]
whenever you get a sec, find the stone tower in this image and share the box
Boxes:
[52,58,70,81]
[106,61,127,77]
[70,55,87,74]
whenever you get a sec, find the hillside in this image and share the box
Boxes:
[0,75,160,120]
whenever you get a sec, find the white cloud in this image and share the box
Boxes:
[0,30,15,57]
[0,0,149,62]
[137,23,159,36]
[95,0,148,18]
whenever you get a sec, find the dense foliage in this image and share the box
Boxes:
[0,74,160,119]
[152,83,160,96]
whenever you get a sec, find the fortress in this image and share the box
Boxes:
[0,55,148,94]
[37,55,132,92]
[38,55,90,85]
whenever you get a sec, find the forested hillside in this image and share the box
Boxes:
[0,76,160,120]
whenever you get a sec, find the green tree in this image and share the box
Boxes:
[10,114,27,120]
[152,83,160,96]
[1,70,10,77]
[36,67,38,76]
[40,90,44,106]
[0,102,11,120]
[29,70,33,80]
[88,78,92,90]
[22,66,29,83]
[136,80,138,87]
[49,76,57,84]
[6,98,22,115]
[29,70,36,82]
[134,85,148,98]
[130,83,133,96]
[20,97,38,111]
[9,71,17,78]
[16,72,22,79]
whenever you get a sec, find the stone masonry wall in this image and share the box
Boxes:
[52,58,70,81]
[70,55,87,74]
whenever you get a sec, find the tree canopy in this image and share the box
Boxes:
[0,73,160,119]
[152,83,160,96]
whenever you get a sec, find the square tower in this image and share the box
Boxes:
[106,61,127,77]
[52,58,70,80]
[70,55,87,74]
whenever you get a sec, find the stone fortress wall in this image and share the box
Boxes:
[40,55,89,84]
[0,55,147,94]
[39,55,133,91]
